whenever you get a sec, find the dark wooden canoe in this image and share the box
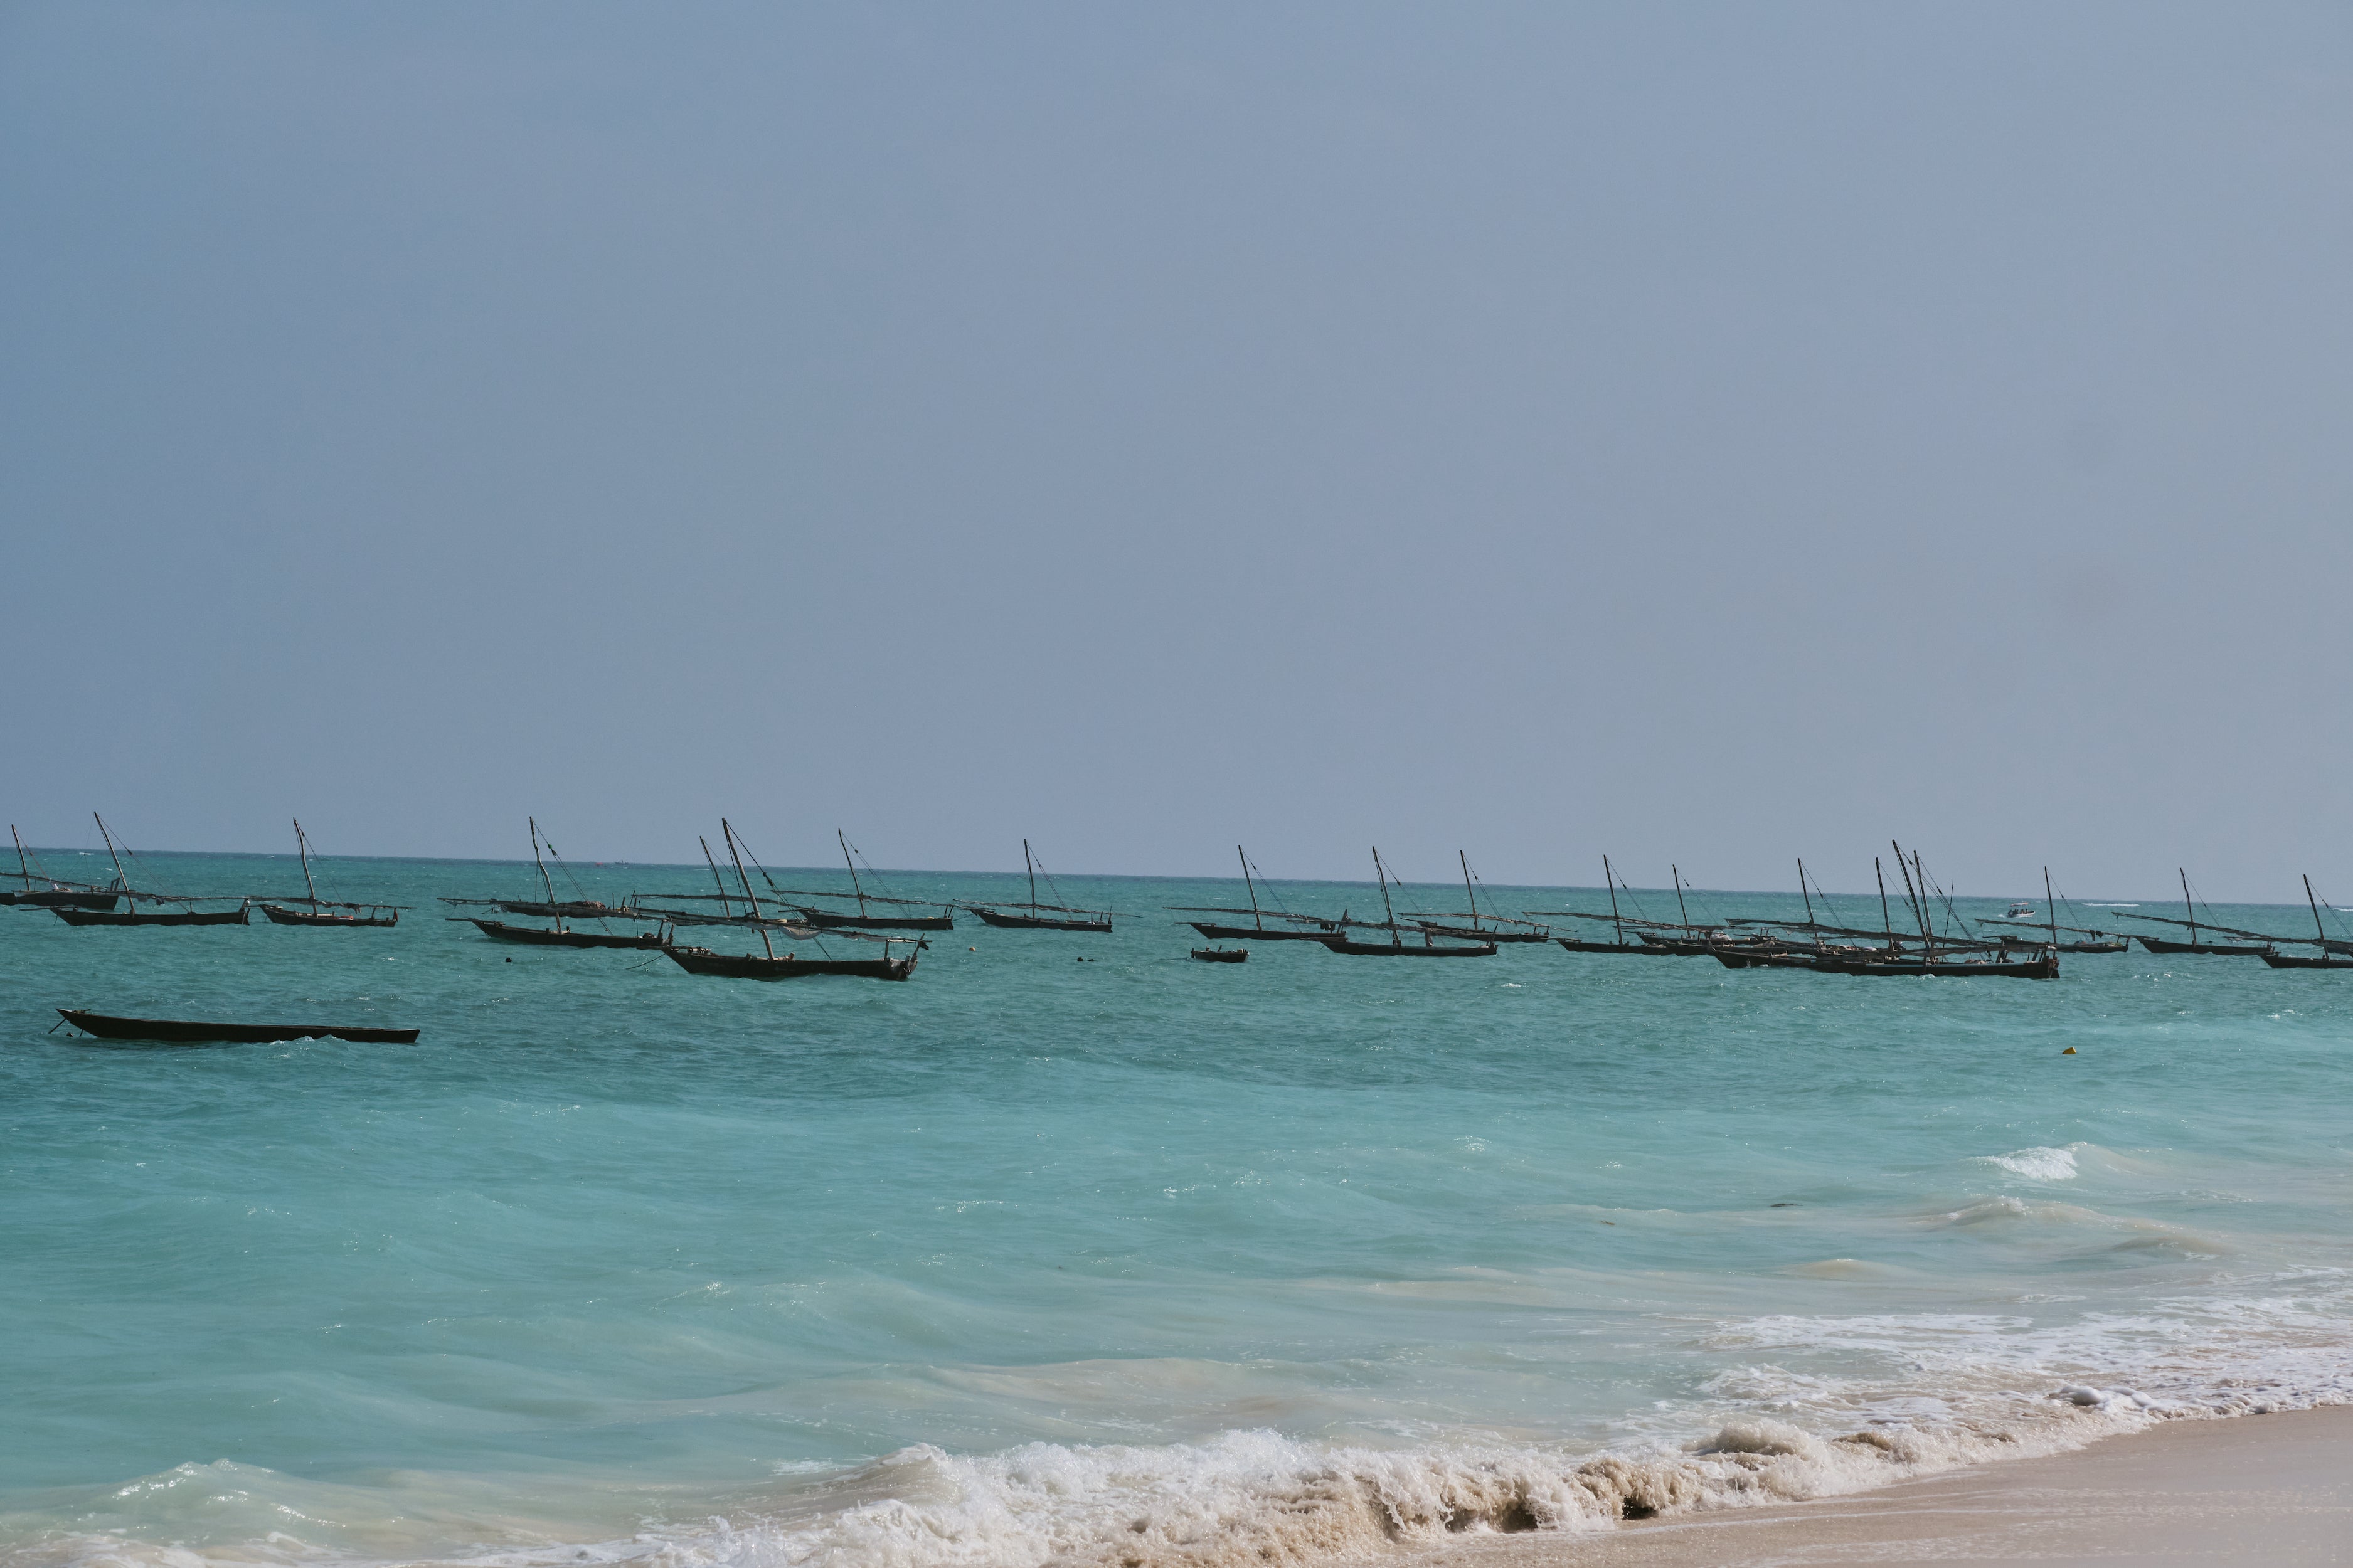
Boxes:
[1999,935,2127,954]
[1187,921,1334,941]
[56,1009,419,1044]
[970,907,1113,932]
[1413,921,1553,944]
[1317,936,1497,958]
[792,906,956,931]
[663,945,917,980]
[53,903,250,927]
[262,903,398,928]
[2134,935,2269,956]
[1189,947,1248,963]
[2259,949,2353,970]
[494,899,651,919]
[1814,953,2059,979]
[3,889,119,909]
[1711,948,1827,970]
[1554,936,1682,955]
[465,919,665,949]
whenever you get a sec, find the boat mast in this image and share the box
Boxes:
[2045,867,2059,951]
[1672,865,1690,931]
[1603,854,1623,944]
[1240,845,1262,931]
[530,817,561,932]
[2180,868,2197,945]
[94,813,130,896]
[1891,842,1932,960]
[722,818,777,960]
[1373,847,1401,947]
[840,829,867,916]
[1024,839,1038,913]
[2307,874,2327,943]
[10,824,26,889]
[1459,851,1484,932]
[295,818,319,906]
[1798,858,1814,926]
[1913,852,1935,956]
[1876,857,1894,952]
[699,836,734,918]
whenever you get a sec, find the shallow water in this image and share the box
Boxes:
[3,852,2349,1567]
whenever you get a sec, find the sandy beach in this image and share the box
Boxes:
[1384,1406,2352,1566]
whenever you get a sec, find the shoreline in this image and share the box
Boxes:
[1378,1404,2353,1566]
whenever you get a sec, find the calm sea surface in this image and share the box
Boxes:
[3,852,2349,1567]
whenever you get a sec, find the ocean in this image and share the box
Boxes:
[3,850,2349,1568]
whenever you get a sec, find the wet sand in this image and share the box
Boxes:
[1388,1405,2352,1566]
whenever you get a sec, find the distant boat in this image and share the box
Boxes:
[1401,853,1553,943]
[2120,869,2290,956]
[454,820,664,948]
[258,819,404,928]
[50,815,249,926]
[2005,901,2036,918]
[1172,847,1341,941]
[1540,857,1679,953]
[1317,849,1496,958]
[56,1009,418,1044]
[4,825,118,909]
[965,840,1112,932]
[2258,877,2353,969]
[1189,946,1248,963]
[772,831,956,931]
[661,820,919,981]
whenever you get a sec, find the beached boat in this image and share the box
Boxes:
[1172,847,1341,941]
[55,1009,418,1044]
[965,841,1112,932]
[1317,849,1496,958]
[1189,946,1248,963]
[258,820,405,927]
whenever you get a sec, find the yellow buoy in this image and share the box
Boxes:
[2061,1046,2076,1054]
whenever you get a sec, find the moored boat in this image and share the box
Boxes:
[1316,849,1497,958]
[464,918,664,949]
[1189,946,1248,963]
[55,902,250,927]
[258,820,405,928]
[965,840,1113,932]
[664,945,917,980]
[56,1009,418,1044]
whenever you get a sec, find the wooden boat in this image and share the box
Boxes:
[491,899,649,920]
[2133,934,2268,956]
[1317,849,1497,958]
[259,819,404,928]
[1174,847,1340,941]
[965,840,1113,932]
[1404,853,1552,943]
[2260,948,2353,970]
[464,918,664,949]
[1189,946,1248,963]
[3,826,119,908]
[1554,935,1677,954]
[3,888,117,909]
[56,1009,418,1044]
[1815,951,2059,979]
[771,830,957,930]
[1535,858,1681,954]
[55,902,249,926]
[664,945,916,980]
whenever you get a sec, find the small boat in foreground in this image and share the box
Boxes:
[55,902,250,926]
[1189,946,1248,963]
[56,1009,418,1044]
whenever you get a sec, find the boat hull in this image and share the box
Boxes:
[1186,921,1333,941]
[56,1009,418,1044]
[3,889,119,909]
[52,904,250,927]
[2260,950,2353,970]
[970,907,1112,932]
[792,907,955,931]
[1189,948,1248,963]
[466,919,664,949]
[1814,954,2059,979]
[1554,936,1680,955]
[1318,937,1496,958]
[495,900,648,920]
[262,903,397,928]
[2134,935,2269,956]
[1413,923,1552,943]
[664,945,916,981]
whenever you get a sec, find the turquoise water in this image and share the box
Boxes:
[3,852,2350,1567]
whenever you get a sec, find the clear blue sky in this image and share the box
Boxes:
[6,3,2349,899]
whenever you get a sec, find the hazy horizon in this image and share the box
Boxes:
[8,3,2349,901]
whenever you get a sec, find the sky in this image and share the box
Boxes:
[4,2,2350,900]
